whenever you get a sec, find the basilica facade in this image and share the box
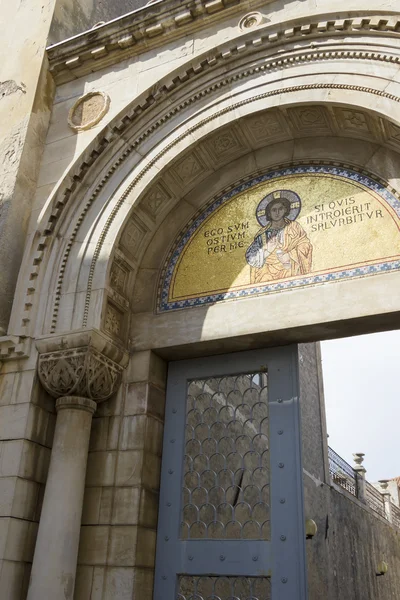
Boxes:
[1,0,400,598]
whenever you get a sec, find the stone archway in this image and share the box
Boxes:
[10,35,400,342]
[27,127,400,600]
[14,28,400,600]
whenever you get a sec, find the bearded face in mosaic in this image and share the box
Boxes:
[245,191,313,283]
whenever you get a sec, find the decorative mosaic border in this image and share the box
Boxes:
[158,165,400,312]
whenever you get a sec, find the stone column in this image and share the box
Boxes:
[27,329,128,600]
[379,480,393,523]
[353,453,366,503]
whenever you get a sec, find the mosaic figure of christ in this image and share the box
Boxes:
[245,190,313,283]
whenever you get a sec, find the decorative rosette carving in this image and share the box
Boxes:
[37,329,128,402]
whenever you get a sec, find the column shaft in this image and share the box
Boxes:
[27,396,96,600]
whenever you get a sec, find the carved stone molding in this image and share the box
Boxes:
[47,9,400,83]
[21,37,400,336]
[0,336,32,362]
[56,396,97,414]
[36,329,129,402]
[47,0,259,81]
[80,82,400,327]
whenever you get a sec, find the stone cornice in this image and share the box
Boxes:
[47,8,400,83]
[47,0,255,82]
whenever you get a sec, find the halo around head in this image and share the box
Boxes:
[256,189,302,227]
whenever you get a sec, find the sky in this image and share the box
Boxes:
[320,330,400,483]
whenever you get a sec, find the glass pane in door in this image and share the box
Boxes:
[181,373,270,540]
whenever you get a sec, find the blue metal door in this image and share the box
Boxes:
[154,346,307,600]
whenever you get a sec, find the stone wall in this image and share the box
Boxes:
[2,0,400,597]
[300,344,400,600]
[0,1,57,335]
[304,481,400,599]
[0,360,55,596]
[1,340,399,599]
[74,350,166,600]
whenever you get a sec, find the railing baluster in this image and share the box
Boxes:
[328,447,398,528]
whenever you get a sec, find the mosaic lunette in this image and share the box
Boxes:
[159,166,400,312]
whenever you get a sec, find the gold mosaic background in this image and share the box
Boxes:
[170,174,400,302]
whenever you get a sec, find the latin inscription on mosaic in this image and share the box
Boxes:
[158,166,400,312]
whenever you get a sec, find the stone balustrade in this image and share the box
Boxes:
[328,447,399,529]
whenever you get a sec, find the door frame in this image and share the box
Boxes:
[154,345,308,600]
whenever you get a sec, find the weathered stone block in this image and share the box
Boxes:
[125,351,167,389]
[142,452,161,491]
[0,404,29,440]
[86,451,117,487]
[139,488,159,528]
[19,440,50,483]
[109,526,138,566]
[89,416,110,451]
[0,518,37,561]
[0,439,50,482]
[99,487,114,524]
[0,477,40,520]
[112,487,141,525]
[74,565,94,600]
[91,566,106,600]
[120,415,147,450]
[78,526,110,565]
[11,371,48,409]
[96,385,123,417]
[107,416,121,450]
[136,527,157,568]
[0,373,16,406]
[26,404,54,446]
[115,450,143,486]
[124,382,165,419]
[132,567,155,600]
[0,441,22,477]
[145,416,163,456]
[0,559,27,600]
[82,487,102,525]
[103,567,135,600]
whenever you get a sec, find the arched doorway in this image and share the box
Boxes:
[15,44,400,599]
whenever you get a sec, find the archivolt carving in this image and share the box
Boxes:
[80,82,400,327]
[22,38,400,335]
[38,346,123,401]
[49,11,400,82]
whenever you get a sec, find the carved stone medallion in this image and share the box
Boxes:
[239,12,264,31]
[68,92,110,132]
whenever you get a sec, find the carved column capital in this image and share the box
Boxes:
[36,328,129,402]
